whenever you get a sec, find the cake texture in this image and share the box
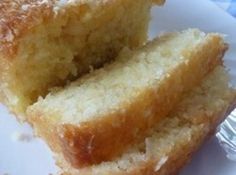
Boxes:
[59,66,236,175]
[27,29,227,167]
[0,0,163,116]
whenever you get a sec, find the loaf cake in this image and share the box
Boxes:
[59,66,236,175]
[0,0,164,116]
[27,29,227,167]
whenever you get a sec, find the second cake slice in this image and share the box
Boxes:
[27,29,226,168]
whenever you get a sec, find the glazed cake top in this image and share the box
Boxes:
[0,0,108,56]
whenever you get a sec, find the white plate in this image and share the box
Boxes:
[1,0,236,174]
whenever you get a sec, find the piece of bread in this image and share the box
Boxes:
[0,0,163,116]
[27,29,227,167]
[58,66,236,175]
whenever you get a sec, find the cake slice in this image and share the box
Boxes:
[59,67,236,175]
[27,29,226,167]
[0,0,164,116]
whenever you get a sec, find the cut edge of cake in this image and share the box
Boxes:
[27,29,227,167]
[58,66,236,175]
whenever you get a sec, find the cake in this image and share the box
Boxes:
[27,29,227,167]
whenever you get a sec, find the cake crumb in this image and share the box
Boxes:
[154,156,168,172]
[11,131,34,142]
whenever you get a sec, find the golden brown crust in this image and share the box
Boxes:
[152,0,165,5]
[0,0,54,57]
[59,96,236,175]
[54,35,227,168]
[0,0,111,56]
